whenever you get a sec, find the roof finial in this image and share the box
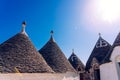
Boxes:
[21,21,28,36]
[21,21,26,33]
[99,33,101,37]
[72,49,74,54]
[50,30,54,36]
[72,49,74,53]
[49,30,55,42]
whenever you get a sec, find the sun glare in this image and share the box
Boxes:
[82,0,120,34]
[98,0,120,22]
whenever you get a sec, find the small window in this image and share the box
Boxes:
[116,56,120,80]
[118,62,120,67]
[78,67,81,71]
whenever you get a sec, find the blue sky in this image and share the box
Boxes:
[0,0,120,64]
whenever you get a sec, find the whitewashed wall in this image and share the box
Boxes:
[100,62,118,80]
[111,46,120,60]
[100,46,120,80]
[0,72,79,80]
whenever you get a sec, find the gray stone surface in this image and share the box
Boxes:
[39,35,76,73]
[86,36,111,71]
[0,33,53,73]
[103,32,120,63]
[68,52,85,72]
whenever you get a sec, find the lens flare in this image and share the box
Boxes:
[98,0,120,22]
[82,0,120,34]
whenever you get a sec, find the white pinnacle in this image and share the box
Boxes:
[21,21,28,36]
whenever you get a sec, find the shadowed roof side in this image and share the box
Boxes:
[68,51,85,72]
[102,32,120,63]
[86,35,111,71]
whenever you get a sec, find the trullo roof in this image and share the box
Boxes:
[39,31,76,73]
[103,32,120,63]
[86,34,111,71]
[68,50,85,72]
[0,22,54,73]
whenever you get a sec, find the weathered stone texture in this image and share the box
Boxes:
[39,36,76,73]
[0,33,53,73]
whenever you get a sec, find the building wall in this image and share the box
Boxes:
[100,46,120,80]
[110,46,120,80]
[0,72,79,80]
[100,62,118,80]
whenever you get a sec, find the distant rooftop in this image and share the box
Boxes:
[86,34,111,71]
[68,50,85,72]
[103,32,120,63]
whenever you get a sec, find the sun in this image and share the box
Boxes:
[98,0,120,22]
[82,0,120,34]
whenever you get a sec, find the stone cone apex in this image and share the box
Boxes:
[68,50,85,72]
[0,28,54,73]
[112,32,120,47]
[39,31,76,73]
[49,30,55,42]
[85,34,111,71]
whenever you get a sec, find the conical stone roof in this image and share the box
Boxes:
[103,32,120,63]
[0,23,53,73]
[39,31,76,73]
[112,32,120,47]
[86,34,111,71]
[68,50,85,72]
